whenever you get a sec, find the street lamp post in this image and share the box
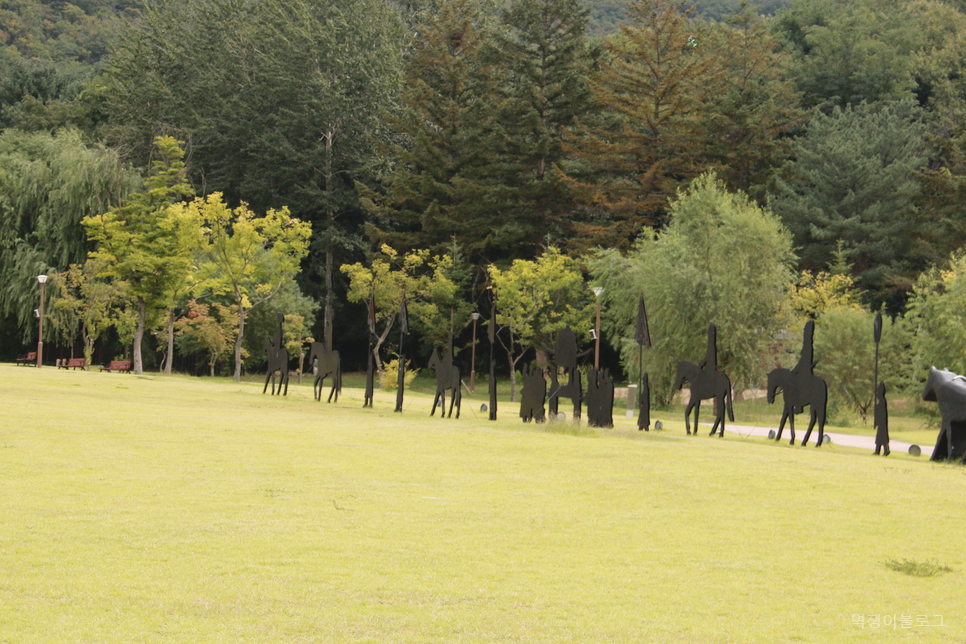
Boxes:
[36,274,47,368]
[470,312,480,392]
[592,286,604,369]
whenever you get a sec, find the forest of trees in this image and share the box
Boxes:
[4,0,966,417]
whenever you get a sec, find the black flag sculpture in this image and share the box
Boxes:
[874,382,890,456]
[673,324,733,436]
[922,366,966,464]
[364,291,376,408]
[548,328,582,420]
[429,335,461,418]
[395,293,409,413]
[636,294,651,431]
[306,340,341,402]
[262,313,289,396]
[488,302,498,421]
[586,367,615,428]
[519,365,546,423]
[765,320,828,446]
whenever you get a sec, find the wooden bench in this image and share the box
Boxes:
[16,352,37,365]
[57,358,87,370]
[100,360,132,373]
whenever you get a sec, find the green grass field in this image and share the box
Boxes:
[1,365,964,642]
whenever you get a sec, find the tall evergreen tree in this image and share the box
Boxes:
[470,0,595,258]
[769,100,927,311]
[361,0,491,261]
[561,0,712,249]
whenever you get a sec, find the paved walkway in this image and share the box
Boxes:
[719,423,934,458]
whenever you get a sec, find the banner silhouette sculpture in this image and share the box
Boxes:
[307,341,341,402]
[262,314,289,396]
[395,293,409,413]
[872,312,888,455]
[488,303,498,421]
[636,294,651,431]
[586,367,614,428]
[673,324,733,436]
[874,382,890,456]
[549,328,582,421]
[766,321,828,447]
[922,366,966,464]
[520,365,546,423]
[429,340,461,418]
[365,292,375,408]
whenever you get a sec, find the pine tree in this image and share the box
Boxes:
[561,0,712,249]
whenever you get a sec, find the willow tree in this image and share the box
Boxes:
[589,173,795,402]
[0,128,139,342]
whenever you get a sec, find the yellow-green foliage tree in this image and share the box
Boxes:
[174,299,237,377]
[82,136,198,375]
[341,244,471,373]
[49,258,124,369]
[907,251,966,375]
[487,248,593,401]
[183,193,312,381]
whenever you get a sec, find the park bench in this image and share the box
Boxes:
[16,352,37,365]
[57,358,87,370]
[100,360,132,373]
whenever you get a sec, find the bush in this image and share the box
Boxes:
[379,359,419,391]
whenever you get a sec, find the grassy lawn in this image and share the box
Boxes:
[1,364,963,642]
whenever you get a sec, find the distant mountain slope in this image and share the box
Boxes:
[583,0,793,35]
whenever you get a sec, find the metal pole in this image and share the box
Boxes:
[36,275,47,368]
[594,297,601,369]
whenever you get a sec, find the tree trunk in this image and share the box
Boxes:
[133,297,146,375]
[234,306,247,382]
[163,308,175,375]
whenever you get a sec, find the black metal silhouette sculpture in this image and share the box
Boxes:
[874,381,890,456]
[519,365,546,423]
[765,321,828,447]
[307,341,341,402]
[549,328,582,421]
[365,292,375,408]
[872,311,888,455]
[262,313,289,396]
[428,339,461,418]
[922,366,966,464]
[636,294,651,431]
[395,293,409,413]
[488,303,498,421]
[673,324,733,436]
[586,367,614,428]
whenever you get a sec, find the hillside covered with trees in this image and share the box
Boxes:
[3,0,966,417]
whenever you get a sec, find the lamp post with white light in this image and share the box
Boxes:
[36,274,47,368]
[470,312,480,392]
[592,286,604,369]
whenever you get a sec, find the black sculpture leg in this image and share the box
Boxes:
[263,373,272,394]
[694,403,700,436]
[454,389,461,419]
[775,412,787,442]
[431,390,442,416]
[801,415,815,447]
[948,425,955,462]
[812,409,823,447]
[788,411,796,445]
[684,402,693,435]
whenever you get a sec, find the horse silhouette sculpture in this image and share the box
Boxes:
[766,368,827,446]
[428,346,461,418]
[262,336,289,396]
[549,328,582,420]
[674,324,733,436]
[674,361,734,436]
[306,342,341,403]
[520,365,546,423]
[922,366,966,464]
[766,321,828,447]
